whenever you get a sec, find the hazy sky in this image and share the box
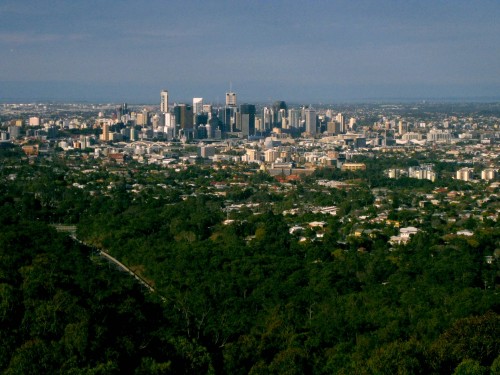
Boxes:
[1,0,499,103]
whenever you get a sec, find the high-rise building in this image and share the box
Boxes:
[217,107,233,133]
[160,90,169,113]
[255,117,263,133]
[202,104,212,114]
[262,107,272,131]
[272,101,287,128]
[336,113,345,133]
[288,109,300,128]
[120,103,129,116]
[100,123,110,141]
[142,109,149,126]
[240,104,256,137]
[327,121,341,135]
[173,104,194,130]
[193,98,203,114]
[349,117,357,131]
[136,113,145,126]
[226,91,237,107]
[305,108,317,136]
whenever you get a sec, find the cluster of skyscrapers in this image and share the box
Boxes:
[92,88,356,143]
[155,89,348,141]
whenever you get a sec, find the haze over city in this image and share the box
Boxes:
[1,0,500,103]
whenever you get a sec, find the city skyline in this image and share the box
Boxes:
[1,1,500,103]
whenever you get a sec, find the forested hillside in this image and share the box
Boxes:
[1,153,499,374]
[76,195,499,374]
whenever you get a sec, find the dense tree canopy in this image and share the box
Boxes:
[0,154,498,374]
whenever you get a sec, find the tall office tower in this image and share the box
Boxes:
[142,109,149,125]
[301,106,308,120]
[217,107,232,133]
[173,104,194,130]
[129,127,138,141]
[121,103,129,116]
[193,98,203,114]
[136,113,146,126]
[336,113,345,133]
[255,117,263,133]
[305,108,317,136]
[272,101,287,128]
[262,107,272,131]
[235,109,241,132]
[398,121,405,135]
[226,91,237,107]
[281,114,288,129]
[240,104,256,137]
[205,123,212,139]
[100,123,110,141]
[160,90,169,113]
[349,117,356,130]
[202,104,212,114]
[164,112,173,128]
[288,109,300,128]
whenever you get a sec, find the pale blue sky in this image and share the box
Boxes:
[1,0,499,103]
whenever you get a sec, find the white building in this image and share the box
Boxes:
[336,113,345,133]
[193,98,203,114]
[160,90,169,113]
[389,226,419,245]
[29,117,40,126]
[226,91,237,107]
[481,168,497,181]
[288,109,300,128]
[427,129,452,143]
[408,165,436,182]
[456,167,474,182]
[264,149,279,163]
[402,132,423,141]
[246,149,259,162]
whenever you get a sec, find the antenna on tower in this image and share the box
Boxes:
[229,81,232,92]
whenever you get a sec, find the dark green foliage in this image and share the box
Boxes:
[72,188,499,374]
[0,218,216,374]
[1,154,499,374]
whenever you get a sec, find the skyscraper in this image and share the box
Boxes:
[305,108,317,136]
[262,107,272,131]
[272,101,287,128]
[336,113,345,133]
[173,104,194,130]
[100,123,110,141]
[217,107,234,133]
[226,91,237,107]
[160,90,169,113]
[193,98,203,114]
[240,104,256,137]
[288,109,300,128]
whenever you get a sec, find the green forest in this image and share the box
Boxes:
[0,153,499,374]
